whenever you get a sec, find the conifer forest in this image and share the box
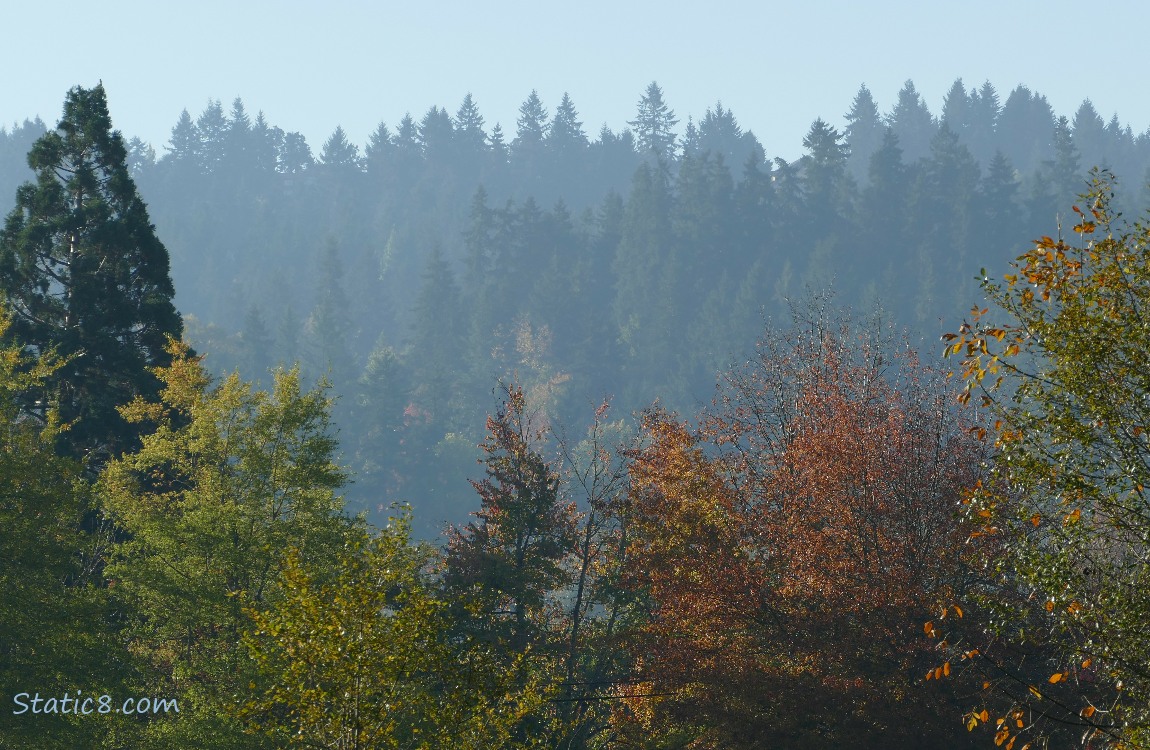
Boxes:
[4,78,1150,748]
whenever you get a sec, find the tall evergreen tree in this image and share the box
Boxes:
[998,85,1055,175]
[0,84,184,461]
[514,90,550,156]
[967,81,1001,166]
[843,84,883,182]
[886,79,936,162]
[629,81,679,162]
[1072,99,1107,170]
[196,98,228,173]
[549,92,588,156]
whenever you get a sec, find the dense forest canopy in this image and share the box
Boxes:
[4,79,1150,749]
[4,77,1143,533]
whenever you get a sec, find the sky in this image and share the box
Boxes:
[3,1,1150,162]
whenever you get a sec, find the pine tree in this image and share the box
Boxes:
[0,84,184,462]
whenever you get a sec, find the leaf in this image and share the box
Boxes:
[1029,685,1043,699]
[943,661,951,677]
[1081,705,1096,718]
[1048,672,1064,684]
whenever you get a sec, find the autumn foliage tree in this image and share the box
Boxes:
[615,301,987,749]
[943,171,1150,749]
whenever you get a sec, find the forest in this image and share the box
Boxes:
[1,79,1149,748]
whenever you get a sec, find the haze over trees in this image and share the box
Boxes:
[3,80,1150,748]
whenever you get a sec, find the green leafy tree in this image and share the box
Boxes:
[99,342,353,748]
[0,83,184,462]
[0,306,120,750]
[242,509,545,749]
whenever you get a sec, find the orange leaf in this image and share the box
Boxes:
[944,662,951,677]
[954,605,963,618]
[1082,658,1092,669]
[1049,672,1064,684]
[1082,705,1096,718]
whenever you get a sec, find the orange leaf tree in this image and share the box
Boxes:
[615,300,987,749]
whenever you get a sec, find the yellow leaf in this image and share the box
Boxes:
[968,716,979,731]
[1029,686,1043,699]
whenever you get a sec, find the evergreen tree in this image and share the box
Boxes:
[302,238,354,385]
[998,85,1055,175]
[843,84,883,182]
[164,108,201,170]
[799,117,852,236]
[940,78,971,142]
[0,84,184,461]
[549,92,588,156]
[279,131,313,173]
[454,92,488,161]
[319,125,360,170]
[444,381,577,653]
[1072,99,1106,169]
[196,98,228,173]
[1049,114,1084,204]
[967,81,1001,166]
[629,81,679,162]
[886,79,936,162]
[513,90,550,157]
[697,101,756,173]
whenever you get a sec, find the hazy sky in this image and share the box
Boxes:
[4,1,1149,161]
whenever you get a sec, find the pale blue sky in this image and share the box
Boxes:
[3,1,1148,161]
